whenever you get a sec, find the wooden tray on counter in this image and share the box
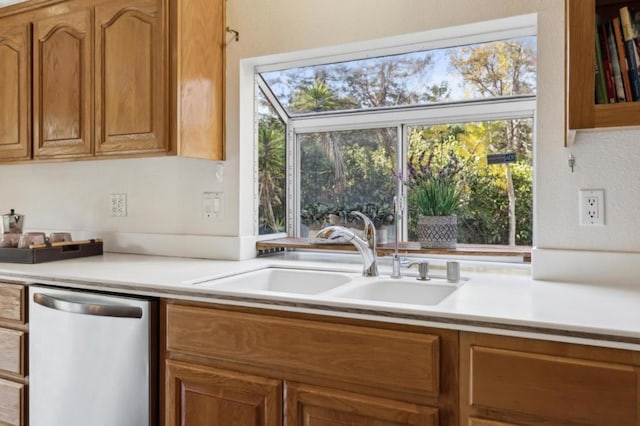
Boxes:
[0,239,103,264]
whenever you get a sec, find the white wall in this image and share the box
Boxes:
[0,157,254,259]
[1,0,638,280]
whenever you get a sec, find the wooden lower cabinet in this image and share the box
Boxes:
[0,328,24,376]
[468,419,520,426]
[460,332,640,426]
[285,381,439,426]
[163,300,640,426]
[0,281,27,426]
[0,378,24,426]
[164,360,439,426]
[165,360,282,426]
[162,300,457,425]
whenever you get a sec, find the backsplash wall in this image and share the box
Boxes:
[0,156,245,258]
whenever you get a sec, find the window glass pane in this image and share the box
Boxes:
[260,36,536,116]
[406,119,533,246]
[299,128,396,242]
[257,89,287,235]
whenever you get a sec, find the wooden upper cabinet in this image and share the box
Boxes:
[0,0,225,162]
[33,8,92,159]
[94,0,166,155]
[566,0,640,132]
[0,23,30,161]
[173,0,225,160]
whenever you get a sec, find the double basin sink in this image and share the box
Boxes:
[192,267,462,308]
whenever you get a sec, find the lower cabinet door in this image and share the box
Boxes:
[469,418,522,426]
[285,382,439,426]
[461,332,640,426]
[165,360,282,426]
[0,377,24,426]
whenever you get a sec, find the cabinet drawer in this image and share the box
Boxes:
[468,345,639,426]
[0,378,24,426]
[0,328,24,376]
[166,304,440,397]
[0,283,25,323]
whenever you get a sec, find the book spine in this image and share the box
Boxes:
[607,21,626,101]
[595,18,609,104]
[620,6,640,101]
[599,24,617,103]
[613,17,633,102]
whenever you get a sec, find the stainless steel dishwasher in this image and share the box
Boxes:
[29,285,157,426]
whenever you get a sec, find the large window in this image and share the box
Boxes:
[257,24,536,248]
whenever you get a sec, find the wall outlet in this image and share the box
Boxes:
[203,192,223,219]
[579,189,604,225]
[110,193,127,217]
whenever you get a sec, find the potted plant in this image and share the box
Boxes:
[300,202,330,241]
[326,203,395,243]
[404,148,463,249]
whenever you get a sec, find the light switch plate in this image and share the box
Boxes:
[203,192,223,219]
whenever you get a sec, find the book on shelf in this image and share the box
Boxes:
[606,20,626,101]
[595,17,609,104]
[598,23,617,103]
[612,16,633,101]
[619,6,640,101]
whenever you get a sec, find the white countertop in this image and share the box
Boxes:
[2,251,639,350]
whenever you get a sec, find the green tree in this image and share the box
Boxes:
[290,76,353,192]
[258,111,286,234]
[299,129,395,209]
[450,40,535,245]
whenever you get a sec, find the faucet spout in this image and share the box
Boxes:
[314,211,379,277]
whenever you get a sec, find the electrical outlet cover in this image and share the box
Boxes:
[110,193,127,217]
[579,189,604,225]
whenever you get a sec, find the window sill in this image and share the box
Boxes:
[256,237,531,263]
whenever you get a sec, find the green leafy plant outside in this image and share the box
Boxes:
[410,179,460,217]
[404,142,463,218]
[300,202,331,228]
[329,203,394,228]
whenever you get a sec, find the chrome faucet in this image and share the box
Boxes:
[315,211,379,277]
[390,196,402,279]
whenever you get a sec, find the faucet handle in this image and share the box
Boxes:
[350,211,374,229]
[408,260,430,281]
[350,211,376,246]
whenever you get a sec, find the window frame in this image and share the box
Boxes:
[254,14,537,246]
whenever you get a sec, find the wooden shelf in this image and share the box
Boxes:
[256,238,531,262]
[566,0,640,134]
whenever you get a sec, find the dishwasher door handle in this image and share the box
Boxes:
[33,293,143,318]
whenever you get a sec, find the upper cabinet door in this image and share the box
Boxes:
[33,9,92,159]
[175,0,225,160]
[0,23,30,161]
[94,0,166,156]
